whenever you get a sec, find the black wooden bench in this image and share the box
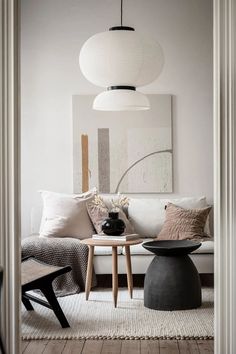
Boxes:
[0,267,5,354]
[22,256,72,328]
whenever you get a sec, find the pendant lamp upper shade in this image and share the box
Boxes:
[93,89,150,111]
[79,30,164,87]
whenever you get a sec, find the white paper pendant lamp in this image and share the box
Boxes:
[79,2,164,111]
[79,29,164,88]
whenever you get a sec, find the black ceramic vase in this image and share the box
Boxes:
[101,212,125,236]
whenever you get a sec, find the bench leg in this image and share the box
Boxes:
[22,296,34,311]
[0,334,5,354]
[40,284,70,328]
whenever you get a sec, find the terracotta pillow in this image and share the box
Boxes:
[157,203,212,240]
[86,195,134,235]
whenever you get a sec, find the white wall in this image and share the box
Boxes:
[21,0,213,238]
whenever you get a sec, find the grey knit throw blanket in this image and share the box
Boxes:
[21,236,97,297]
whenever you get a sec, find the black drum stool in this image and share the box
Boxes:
[143,240,202,311]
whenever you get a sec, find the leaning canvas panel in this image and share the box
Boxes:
[73,94,173,193]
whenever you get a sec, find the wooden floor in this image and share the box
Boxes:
[21,339,214,353]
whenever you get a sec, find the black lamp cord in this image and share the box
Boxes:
[109,0,134,31]
[121,0,123,26]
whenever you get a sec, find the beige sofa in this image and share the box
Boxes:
[93,196,214,275]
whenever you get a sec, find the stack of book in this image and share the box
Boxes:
[92,233,140,241]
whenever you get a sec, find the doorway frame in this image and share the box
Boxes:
[0,0,21,353]
[214,0,236,353]
[0,0,236,353]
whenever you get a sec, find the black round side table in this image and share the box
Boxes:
[143,240,202,311]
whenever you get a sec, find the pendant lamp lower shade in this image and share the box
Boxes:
[93,90,150,111]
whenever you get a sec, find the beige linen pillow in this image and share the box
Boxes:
[86,195,134,235]
[157,203,212,240]
[39,189,96,239]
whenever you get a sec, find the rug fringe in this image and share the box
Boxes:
[22,335,214,341]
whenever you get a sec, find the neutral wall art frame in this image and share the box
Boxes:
[73,94,173,194]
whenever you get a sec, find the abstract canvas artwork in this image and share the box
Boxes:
[73,94,173,193]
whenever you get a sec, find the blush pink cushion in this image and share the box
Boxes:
[86,196,134,235]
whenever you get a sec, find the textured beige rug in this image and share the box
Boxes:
[21,288,214,340]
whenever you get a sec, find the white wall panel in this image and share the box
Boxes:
[21,0,213,237]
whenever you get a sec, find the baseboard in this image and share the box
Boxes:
[96,274,144,288]
[96,274,214,288]
[200,274,214,287]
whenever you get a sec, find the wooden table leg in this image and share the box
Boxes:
[112,246,118,308]
[125,245,133,299]
[85,245,94,300]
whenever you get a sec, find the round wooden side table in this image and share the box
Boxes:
[81,238,142,307]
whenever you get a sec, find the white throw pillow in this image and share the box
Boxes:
[39,189,96,239]
[128,196,211,238]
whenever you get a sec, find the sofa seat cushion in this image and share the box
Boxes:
[122,239,154,255]
[191,239,214,254]
[121,239,214,255]
[94,246,123,256]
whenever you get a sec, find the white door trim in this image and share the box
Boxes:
[214,0,236,353]
[0,0,236,353]
[0,0,21,353]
